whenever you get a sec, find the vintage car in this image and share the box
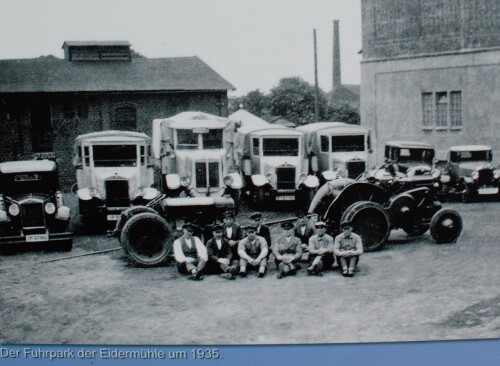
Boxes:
[230,109,318,210]
[73,130,160,225]
[440,145,500,202]
[308,178,462,252]
[384,140,436,174]
[0,160,72,252]
[151,111,242,213]
[296,122,371,183]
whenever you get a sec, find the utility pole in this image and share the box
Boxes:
[313,28,319,122]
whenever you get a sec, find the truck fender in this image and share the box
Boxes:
[226,172,243,189]
[301,175,320,188]
[321,170,338,181]
[142,187,160,200]
[463,177,474,184]
[251,174,269,187]
[77,188,95,201]
[165,174,181,190]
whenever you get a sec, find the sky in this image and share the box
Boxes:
[0,0,362,97]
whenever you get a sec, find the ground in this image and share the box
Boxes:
[0,197,499,345]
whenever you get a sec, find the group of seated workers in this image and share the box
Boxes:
[172,210,364,281]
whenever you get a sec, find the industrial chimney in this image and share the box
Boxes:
[332,20,341,89]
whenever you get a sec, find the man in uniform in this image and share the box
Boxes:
[205,223,239,279]
[223,211,243,260]
[272,222,302,279]
[238,224,269,278]
[307,221,335,276]
[294,211,315,261]
[173,223,208,281]
[251,212,271,249]
[333,220,364,277]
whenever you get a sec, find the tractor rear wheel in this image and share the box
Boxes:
[115,206,158,244]
[120,212,172,267]
[341,201,391,252]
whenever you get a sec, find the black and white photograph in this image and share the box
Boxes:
[0,0,499,351]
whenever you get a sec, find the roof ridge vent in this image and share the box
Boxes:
[62,41,132,62]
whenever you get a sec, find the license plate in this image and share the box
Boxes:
[478,187,498,195]
[276,195,295,201]
[107,214,121,221]
[26,234,49,242]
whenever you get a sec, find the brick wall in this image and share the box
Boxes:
[362,0,500,59]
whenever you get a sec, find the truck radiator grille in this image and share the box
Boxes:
[347,160,366,179]
[21,202,45,228]
[105,180,130,207]
[277,167,296,189]
[195,162,219,188]
[477,169,493,185]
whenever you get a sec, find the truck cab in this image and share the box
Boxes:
[151,111,242,213]
[74,130,159,224]
[230,109,318,210]
[297,122,371,182]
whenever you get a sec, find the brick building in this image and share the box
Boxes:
[360,0,500,164]
[0,41,234,188]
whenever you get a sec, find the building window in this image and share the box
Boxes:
[450,91,462,129]
[421,91,461,130]
[112,106,136,130]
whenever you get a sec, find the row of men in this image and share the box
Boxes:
[172,211,364,280]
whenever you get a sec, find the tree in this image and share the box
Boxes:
[325,102,360,124]
[229,89,270,116]
[268,77,328,125]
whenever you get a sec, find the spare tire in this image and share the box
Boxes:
[341,201,391,252]
[430,208,463,244]
[120,212,172,267]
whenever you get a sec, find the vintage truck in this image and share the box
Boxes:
[0,160,72,252]
[439,145,500,202]
[296,122,371,183]
[230,109,319,210]
[73,130,160,226]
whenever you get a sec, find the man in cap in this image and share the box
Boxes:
[307,221,335,276]
[223,210,244,259]
[173,223,208,281]
[205,223,239,279]
[237,224,269,277]
[250,212,272,255]
[272,222,302,279]
[333,221,363,277]
[294,211,315,261]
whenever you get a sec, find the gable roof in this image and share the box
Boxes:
[0,56,235,93]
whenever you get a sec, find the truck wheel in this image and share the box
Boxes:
[114,206,157,244]
[341,201,391,252]
[57,239,73,252]
[256,188,267,209]
[120,212,172,267]
[430,208,463,244]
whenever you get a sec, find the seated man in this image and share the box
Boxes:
[205,224,239,280]
[294,211,315,261]
[251,212,271,252]
[272,222,303,279]
[237,224,269,278]
[223,210,243,260]
[173,223,208,281]
[307,221,335,276]
[333,220,364,277]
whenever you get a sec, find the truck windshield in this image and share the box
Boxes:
[92,145,138,167]
[202,129,223,149]
[457,150,492,162]
[262,138,299,156]
[176,130,199,150]
[397,148,434,164]
[331,135,365,152]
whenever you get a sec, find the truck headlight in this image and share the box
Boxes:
[431,168,441,179]
[44,202,56,214]
[471,171,479,180]
[180,177,191,187]
[298,172,307,183]
[223,175,234,186]
[8,204,20,216]
[89,187,98,197]
[494,170,500,179]
[265,172,274,181]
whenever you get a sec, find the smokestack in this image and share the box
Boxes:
[332,19,341,89]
